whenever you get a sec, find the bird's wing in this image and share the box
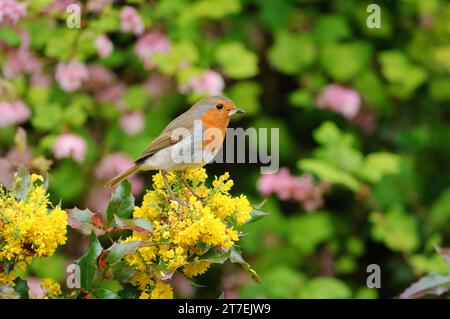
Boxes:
[134,112,196,164]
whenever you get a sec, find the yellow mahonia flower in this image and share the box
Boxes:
[40,278,62,297]
[124,168,254,298]
[0,271,17,285]
[0,173,68,281]
[183,261,212,278]
[150,281,173,299]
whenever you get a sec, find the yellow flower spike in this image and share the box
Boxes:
[150,281,173,299]
[40,278,62,297]
[0,174,67,267]
[169,200,179,210]
[183,261,212,278]
[165,249,174,259]
[123,168,256,297]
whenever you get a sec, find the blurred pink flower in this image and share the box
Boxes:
[3,48,41,78]
[3,32,42,79]
[27,278,44,298]
[86,0,112,13]
[55,61,89,92]
[144,74,172,98]
[0,158,14,187]
[120,6,144,35]
[95,35,113,58]
[85,187,111,213]
[84,64,115,90]
[53,133,87,163]
[95,82,125,104]
[0,101,31,127]
[31,73,51,87]
[119,110,145,136]
[258,168,329,211]
[44,0,78,13]
[316,84,361,119]
[0,0,27,26]
[135,31,171,69]
[95,152,144,195]
[180,70,225,95]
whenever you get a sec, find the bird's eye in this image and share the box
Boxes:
[216,104,223,110]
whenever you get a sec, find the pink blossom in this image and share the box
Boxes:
[144,74,172,98]
[119,6,144,35]
[84,64,115,90]
[85,187,111,213]
[135,31,171,69]
[0,0,27,26]
[95,82,125,104]
[95,153,144,194]
[95,35,113,58]
[55,61,89,92]
[258,168,329,211]
[86,0,112,13]
[119,110,145,136]
[27,278,44,298]
[95,153,134,180]
[3,48,41,79]
[3,32,42,79]
[31,73,51,87]
[316,84,361,119]
[180,70,225,95]
[0,158,14,187]
[52,133,87,163]
[0,101,31,127]
[44,0,78,13]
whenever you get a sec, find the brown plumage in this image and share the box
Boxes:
[106,96,245,188]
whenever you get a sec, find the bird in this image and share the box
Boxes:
[106,95,245,199]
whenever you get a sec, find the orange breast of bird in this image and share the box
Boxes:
[200,108,230,152]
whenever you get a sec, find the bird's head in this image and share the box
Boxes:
[191,96,246,121]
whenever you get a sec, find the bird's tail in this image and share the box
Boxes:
[105,163,142,189]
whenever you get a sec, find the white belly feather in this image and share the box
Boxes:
[141,133,218,171]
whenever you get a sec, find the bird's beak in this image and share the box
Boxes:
[228,107,246,116]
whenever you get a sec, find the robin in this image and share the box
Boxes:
[106,95,245,199]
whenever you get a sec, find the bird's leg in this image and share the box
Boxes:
[161,171,186,206]
[180,175,205,204]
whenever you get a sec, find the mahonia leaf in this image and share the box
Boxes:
[198,248,230,264]
[92,288,116,299]
[400,272,450,299]
[13,278,29,299]
[105,180,135,227]
[111,215,152,234]
[76,232,103,291]
[247,209,270,223]
[117,283,141,299]
[67,207,106,236]
[105,241,149,266]
[13,167,31,201]
[109,261,135,283]
[229,248,261,283]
